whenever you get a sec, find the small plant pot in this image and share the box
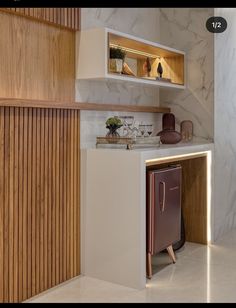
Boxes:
[106,125,121,137]
[109,58,123,74]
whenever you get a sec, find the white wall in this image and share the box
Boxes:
[214,8,236,240]
[159,8,214,142]
[76,8,162,148]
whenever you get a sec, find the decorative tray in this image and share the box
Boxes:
[96,136,160,150]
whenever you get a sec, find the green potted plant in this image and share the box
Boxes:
[109,47,126,74]
[106,116,123,137]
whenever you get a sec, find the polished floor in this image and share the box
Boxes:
[27,229,236,303]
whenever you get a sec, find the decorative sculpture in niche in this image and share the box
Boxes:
[156,62,171,83]
[157,113,182,144]
[157,62,163,78]
[143,57,152,77]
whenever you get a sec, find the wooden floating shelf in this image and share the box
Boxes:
[76,102,170,113]
[0,98,170,113]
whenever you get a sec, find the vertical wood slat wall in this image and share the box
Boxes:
[1,8,80,31]
[0,106,80,303]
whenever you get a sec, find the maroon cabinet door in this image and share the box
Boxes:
[147,166,182,255]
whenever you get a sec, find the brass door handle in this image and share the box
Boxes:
[160,181,166,212]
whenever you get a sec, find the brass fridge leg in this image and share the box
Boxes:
[167,245,176,263]
[146,252,152,279]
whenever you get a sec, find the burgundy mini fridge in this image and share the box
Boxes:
[146,165,182,278]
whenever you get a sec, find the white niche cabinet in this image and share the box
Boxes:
[76,27,186,89]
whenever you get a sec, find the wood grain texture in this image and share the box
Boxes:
[0,108,4,303]
[0,8,80,31]
[0,98,170,114]
[0,11,75,102]
[181,157,207,244]
[0,106,80,302]
[146,155,207,245]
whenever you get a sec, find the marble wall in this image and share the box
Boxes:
[159,8,214,142]
[76,8,161,148]
[214,8,236,240]
[77,8,214,148]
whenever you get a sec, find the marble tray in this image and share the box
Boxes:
[96,136,160,150]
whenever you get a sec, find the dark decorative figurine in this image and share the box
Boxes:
[157,62,163,78]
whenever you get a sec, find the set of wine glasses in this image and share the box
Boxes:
[139,124,153,137]
[116,116,153,138]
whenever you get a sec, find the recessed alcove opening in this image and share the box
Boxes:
[146,153,208,246]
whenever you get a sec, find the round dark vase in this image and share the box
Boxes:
[106,125,121,137]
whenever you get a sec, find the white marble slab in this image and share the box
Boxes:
[159,8,214,142]
[214,8,236,240]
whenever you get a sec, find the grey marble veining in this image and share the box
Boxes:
[159,8,214,142]
[80,8,160,42]
[214,8,236,240]
[76,79,159,107]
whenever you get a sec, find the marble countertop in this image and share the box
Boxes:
[85,142,214,162]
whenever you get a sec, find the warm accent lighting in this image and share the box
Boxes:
[206,151,212,243]
[109,43,160,59]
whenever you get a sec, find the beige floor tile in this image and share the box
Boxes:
[26,229,236,303]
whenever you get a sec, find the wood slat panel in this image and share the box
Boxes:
[47,109,53,289]
[70,110,75,278]
[39,109,45,293]
[4,107,10,303]
[0,108,4,303]
[55,109,60,285]
[59,111,64,284]
[0,8,80,31]
[51,109,56,287]
[76,110,80,275]
[31,109,37,297]
[0,107,80,302]
[13,108,19,303]
[22,108,28,301]
[66,111,71,280]
[63,111,68,282]
[18,108,24,302]
[44,109,49,290]
[35,109,40,295]
[27,108,32,299]
[9,108,14,303]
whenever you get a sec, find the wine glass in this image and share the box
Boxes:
[126,116,134,128]
[139,124,146,138]
[146,124,153,137]
[118,116,134,137]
